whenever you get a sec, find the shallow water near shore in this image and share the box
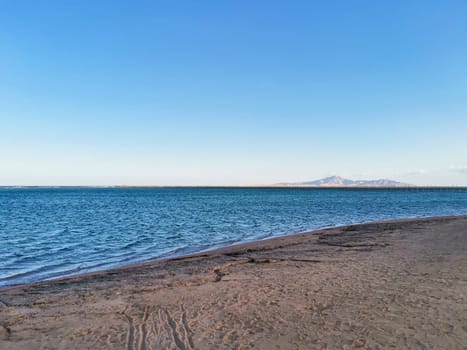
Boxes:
[1,187,467,287]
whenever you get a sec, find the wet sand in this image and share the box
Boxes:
[0,216,466,349]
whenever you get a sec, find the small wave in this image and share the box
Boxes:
[0,263,68,283]
[47,228,69,238]
[121,240,140,250]
[155,245,190,259]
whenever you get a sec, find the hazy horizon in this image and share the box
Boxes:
[2,175,467,188]
[1,1,466,187]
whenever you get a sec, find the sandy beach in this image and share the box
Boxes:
[0,216,466,349]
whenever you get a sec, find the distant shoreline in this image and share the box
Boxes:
[2,185,467,189]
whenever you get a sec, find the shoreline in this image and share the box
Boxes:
[1,215,466,349]
[1,214,465,291]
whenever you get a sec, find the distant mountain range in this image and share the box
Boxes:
[275,176,414,188]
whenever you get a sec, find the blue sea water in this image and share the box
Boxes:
[1,187,467,287]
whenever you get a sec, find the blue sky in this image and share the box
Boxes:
[1,0,466,186]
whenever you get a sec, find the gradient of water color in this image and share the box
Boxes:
[1,187,467,287]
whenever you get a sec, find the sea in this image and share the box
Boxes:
[1,187,467,287]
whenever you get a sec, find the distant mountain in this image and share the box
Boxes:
[275,176,414,187]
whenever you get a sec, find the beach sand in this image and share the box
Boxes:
[0,216,466,349]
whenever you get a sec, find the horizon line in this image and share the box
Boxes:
[2,185,467,189]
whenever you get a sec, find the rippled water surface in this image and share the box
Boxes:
[1,187,467,286]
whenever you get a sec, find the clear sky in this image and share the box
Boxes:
[1,0,466,186]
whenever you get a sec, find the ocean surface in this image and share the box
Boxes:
[1,187,467,287]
